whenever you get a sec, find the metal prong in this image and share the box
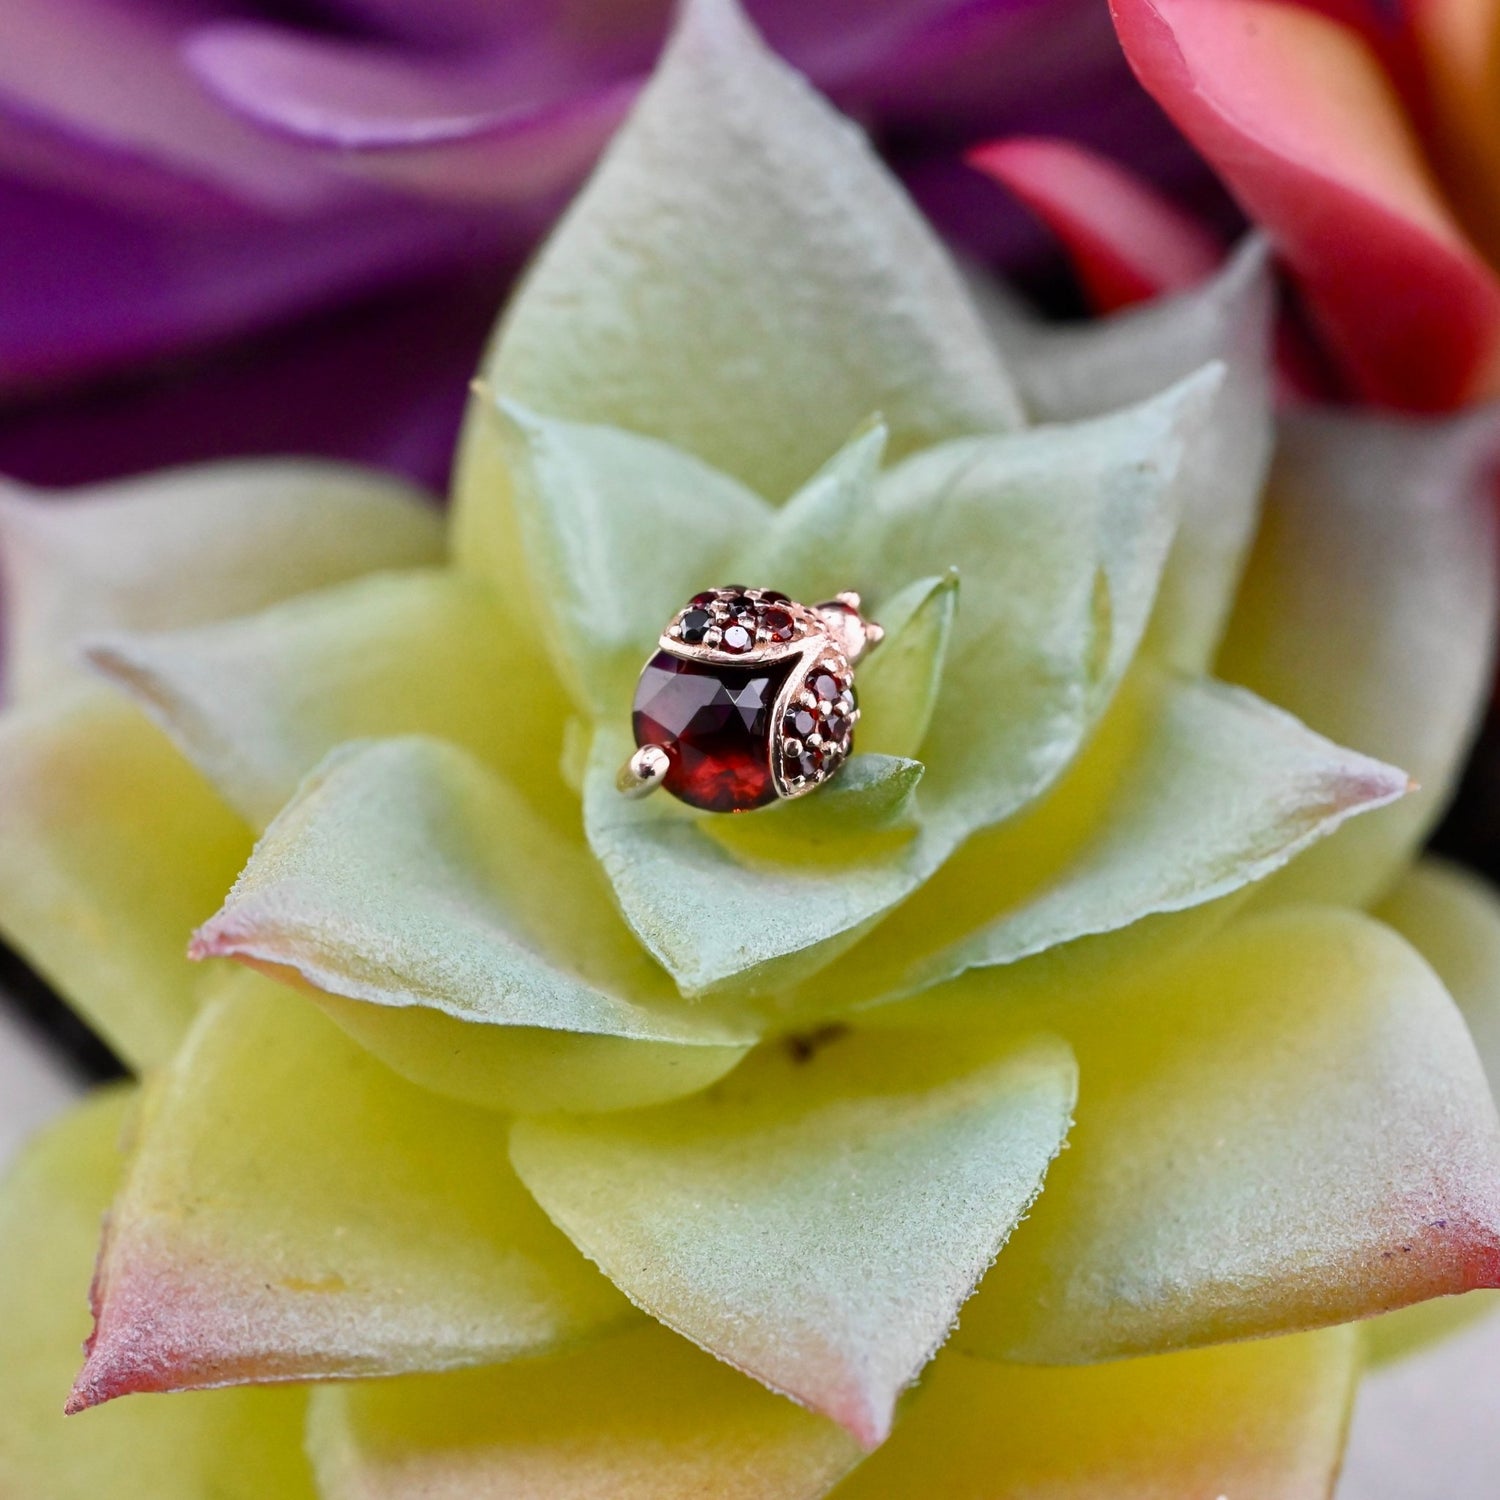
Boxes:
[618,744,671,798]
[814,594,884,664]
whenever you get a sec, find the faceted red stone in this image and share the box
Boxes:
[632,649,795,812]
[787,707,818,740]
[721,623,754,653]
[763,606,796,642]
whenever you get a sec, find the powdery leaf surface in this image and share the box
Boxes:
[0,685,248,1068]
[70,977,633,1409]
[193,736,753,1112]
[961,907,1500,1361]
[511,1028,1076,1446]
[831,1328,1357,1499]
[1220,406,1499,908]
[0,1088,318,1499]
[309,1325,863,1500]
[0,459,441,702]
[88,568,574,831]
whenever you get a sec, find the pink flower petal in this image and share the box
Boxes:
[1112,0,1500,407]
[1408,0,1500,264]
[969,136,1222,310]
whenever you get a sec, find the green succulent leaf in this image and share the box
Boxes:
[732,421,888,598]
[0,1089,318,1499]
[857,369,1215,840]
[456,0,1019,552]
[1359,857,1500,1363]
[853,573,958,761]
[749,755,926,841]
[87,568,574,832]
[0,686,249,1069]
[1219,406,1500,908]
[510,1028,1076,1447]
[1376,857,1500,1101]
[309,1325,864,1500]
[0,460,441,704]
[193,736,754,1111]
[959,907,1500,1362]
[488,399,772,717]
[69,977,634,1409]
[833,1328,1357,1500]
[878,670,1408,1000]
[582,724,932,996]
[989,239,1276,672]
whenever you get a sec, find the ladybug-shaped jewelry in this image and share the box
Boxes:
[618,588,884,813]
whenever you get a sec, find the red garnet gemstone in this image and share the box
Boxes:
[763,606,797,642]
[632,649,795,812]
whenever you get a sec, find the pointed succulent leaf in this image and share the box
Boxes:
[1361,872,1500,1388]
[1000,239,1276,671]
[0,686,249,1069]
[883,671,1407,998]
[833,1329,1357,1500]
[865,370,1213,839]
[853,573,958,762]
[0,461,440,703]
[453,0,1021,592]
[0,1089,318,1499]
[510,1028,1076,1447]
[309,1325,864,1500]
[192,736,754,1111]
[86,568,573,831]
[732,423,888,601]
[1219,406,1500,908]
[69,978,633,1409]
[960,908,1500,1362]
[707,755,928,871]
[582,724,935,996]
[483,0,1021,479]
[302,994,750,1119]
[486,399,772,717]
[745,756,926,842]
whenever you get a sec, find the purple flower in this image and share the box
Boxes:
[0,0,1197,490]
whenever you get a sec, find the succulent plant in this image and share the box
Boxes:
[3,2,1500,1494]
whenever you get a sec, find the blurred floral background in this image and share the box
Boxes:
[0,0,1220,494]
[0,0,1235,1065]
[5,1,1500,1493]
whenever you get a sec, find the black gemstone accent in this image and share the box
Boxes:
[679,608,713,643]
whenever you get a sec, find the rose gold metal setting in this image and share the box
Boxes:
[617,743,671,798]
[624,586,883,804]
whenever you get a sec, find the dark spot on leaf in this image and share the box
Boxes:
[784,1023,849,1064]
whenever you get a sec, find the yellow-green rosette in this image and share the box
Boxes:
[4,1,1500,1495]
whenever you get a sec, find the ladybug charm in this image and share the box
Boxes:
[619,588,884,813]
